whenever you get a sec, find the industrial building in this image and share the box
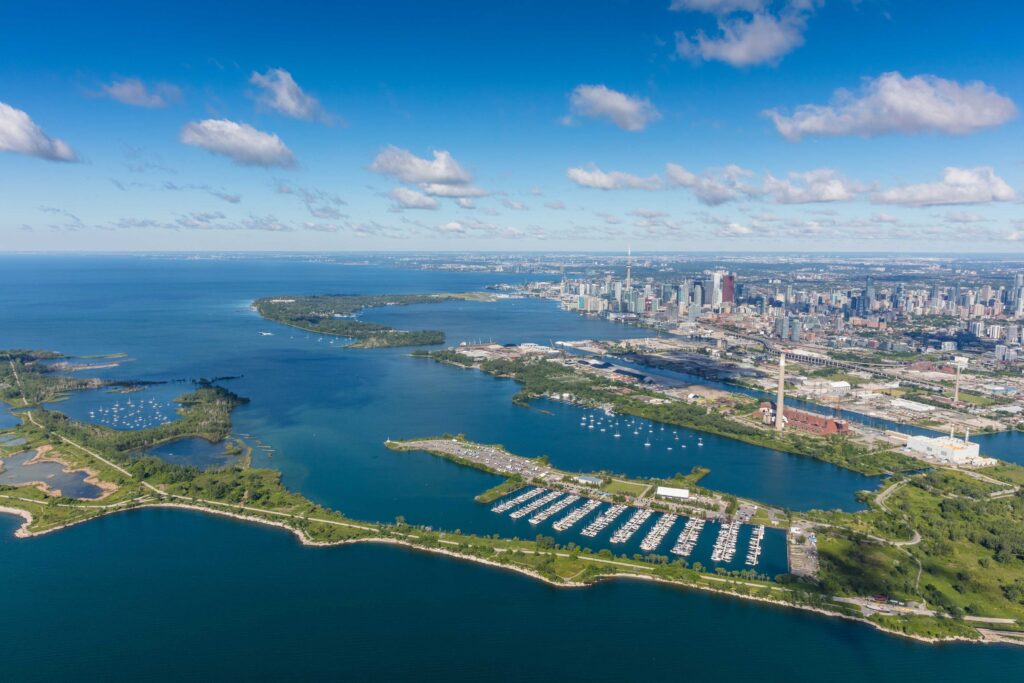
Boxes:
[760,402,850,435]
[904,432,995,467]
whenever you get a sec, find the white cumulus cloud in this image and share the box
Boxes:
[369,146,472,185]
[670,0,768,12]
[0,101,77,161]
[763,169,860,203]
[873,167,1015,207]
[101,78,181,108]
[766,72,1018,140]
[388,187,439,210]
[566,84,660,131]
[249,68,332,122]
[665,163,757,205]
[566,166,661,190]
[180,119,295,167]
[676,3,813,67]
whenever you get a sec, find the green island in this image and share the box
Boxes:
[2,350,1024,646]
[252,293,494,348]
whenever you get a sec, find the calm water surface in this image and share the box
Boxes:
[1,255,1022,680]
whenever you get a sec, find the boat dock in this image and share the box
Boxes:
[610,508,653,544]
[710,521,741,562]
[491,487,544,514]
[510,490,562,519]
[552,499,602,532]
[639,513,677,552]
[746,525,765,566]
[670,517,705,557]
[530,494,580,525]
[580,504,627,538]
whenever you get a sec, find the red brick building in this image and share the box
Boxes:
[759,402,849,435]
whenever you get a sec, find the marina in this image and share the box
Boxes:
[551,499,602,532]
[509,490,562,519]
[529,494,580,525]
[670,517,705,558]
[580,504,627,538]
[610,508,653,544]
[491,487,543,514]
[746,525,765,566]
[710,521,741,563]
[639,513,677,552]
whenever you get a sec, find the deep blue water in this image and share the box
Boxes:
[2,510,1022,683]
[1,255,1022,680]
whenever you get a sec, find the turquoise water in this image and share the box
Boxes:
[1,255,1022,680]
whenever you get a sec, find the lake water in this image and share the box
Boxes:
[0,449,103,499]
[1,510,1021,682]
[1,254,1022,680]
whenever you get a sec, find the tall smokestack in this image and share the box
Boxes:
[776,352,786,431]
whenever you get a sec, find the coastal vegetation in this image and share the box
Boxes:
[3,350,1024,646]
[253,293,492,348]
[427,352,919,477]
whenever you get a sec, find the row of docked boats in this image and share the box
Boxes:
[670,517,705,558]
[529,494,580,525]
[491,487,544,514]
[580,504,627,538]
[710,521,741,562]
[639,513,678,552]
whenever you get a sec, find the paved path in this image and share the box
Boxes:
[25,411,134,478]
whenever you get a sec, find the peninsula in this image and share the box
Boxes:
[253,292,494,347]
[3,349,1024,647]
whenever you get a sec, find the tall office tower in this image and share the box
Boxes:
[625,247,631,292]
[776,353,786,432]
[865,276,875,311]
[711,271,723,309]
[722,273,735,304]
[785,284,794,305]
[692,284,703,310]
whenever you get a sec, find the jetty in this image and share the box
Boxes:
[746,525,765,566]
[510,490,562,519]
[529,494,580,525]
[711,521,741,562]
[670,517,705,557]
[580,504,627,538]
[639,513,677,552]
[610,508,653,544]
[491,487,544,514]
[552,499,602,532]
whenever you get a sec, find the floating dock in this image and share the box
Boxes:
[610,508,653,544]
[711,521,741,562]
[670,517,705,557]
[491,487,544,514]
[745,525,765,566]
[530,494,580,525]
[639,513,677,552]
[580,504,627,538]
[510,491,562,519]
[552,499,602,532]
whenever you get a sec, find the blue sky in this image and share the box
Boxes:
[1,0,1022,251]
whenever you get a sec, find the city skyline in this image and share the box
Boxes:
[2,0,1023,252]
